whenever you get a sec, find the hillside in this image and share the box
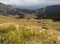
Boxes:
[36,5,60,20]
[44,5,60,19]
[0,2,15,15]
[0,15,60,31]
[0,2,25,18]
[0,15,60,44]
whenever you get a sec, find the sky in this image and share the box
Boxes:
[0,0,60,6]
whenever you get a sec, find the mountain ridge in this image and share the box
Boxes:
[0,2,60,21]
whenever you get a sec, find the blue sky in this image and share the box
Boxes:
[0,0,60,6]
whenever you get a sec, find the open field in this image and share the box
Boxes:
[0,23,59,44]
[0,15,60,30]
[0,15,60,44]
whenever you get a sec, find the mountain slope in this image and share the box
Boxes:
[0,2,25,18]
[36,5,60,20]
[0,2,15,15]
[45,5,60,18]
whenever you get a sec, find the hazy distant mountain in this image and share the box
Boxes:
[13,5,46,10]
[16,8,36,14]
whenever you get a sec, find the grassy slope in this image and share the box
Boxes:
[0,15,60,44]
[0,15,60,30]
[0,23,59,44]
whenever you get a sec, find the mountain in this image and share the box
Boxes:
[0,2,26,19]
[36,5,60,20]
[0,2,36,14]
[44,5,60,19]
[0,2,36,18]
[16,8,36,14]
[0,2,16,15]
[13,5,46,10]
[0,2,60,20]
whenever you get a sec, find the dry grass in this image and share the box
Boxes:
[0,15,60,30]
[0,15,60,44]
[0,23,59,44]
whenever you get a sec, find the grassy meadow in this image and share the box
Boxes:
[0,15,60,44]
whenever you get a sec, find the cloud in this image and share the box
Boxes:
[0,0,44,5]
[23,0,45,5]
[0,0,60,6]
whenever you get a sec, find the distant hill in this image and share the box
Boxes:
[13,5,45,10]
[16,8,36,14]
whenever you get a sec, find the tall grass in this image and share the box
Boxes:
[0,23,58,44]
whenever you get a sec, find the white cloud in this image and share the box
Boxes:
[0,0,46,5]
[0,0,60,6]
[24,0,42,5]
